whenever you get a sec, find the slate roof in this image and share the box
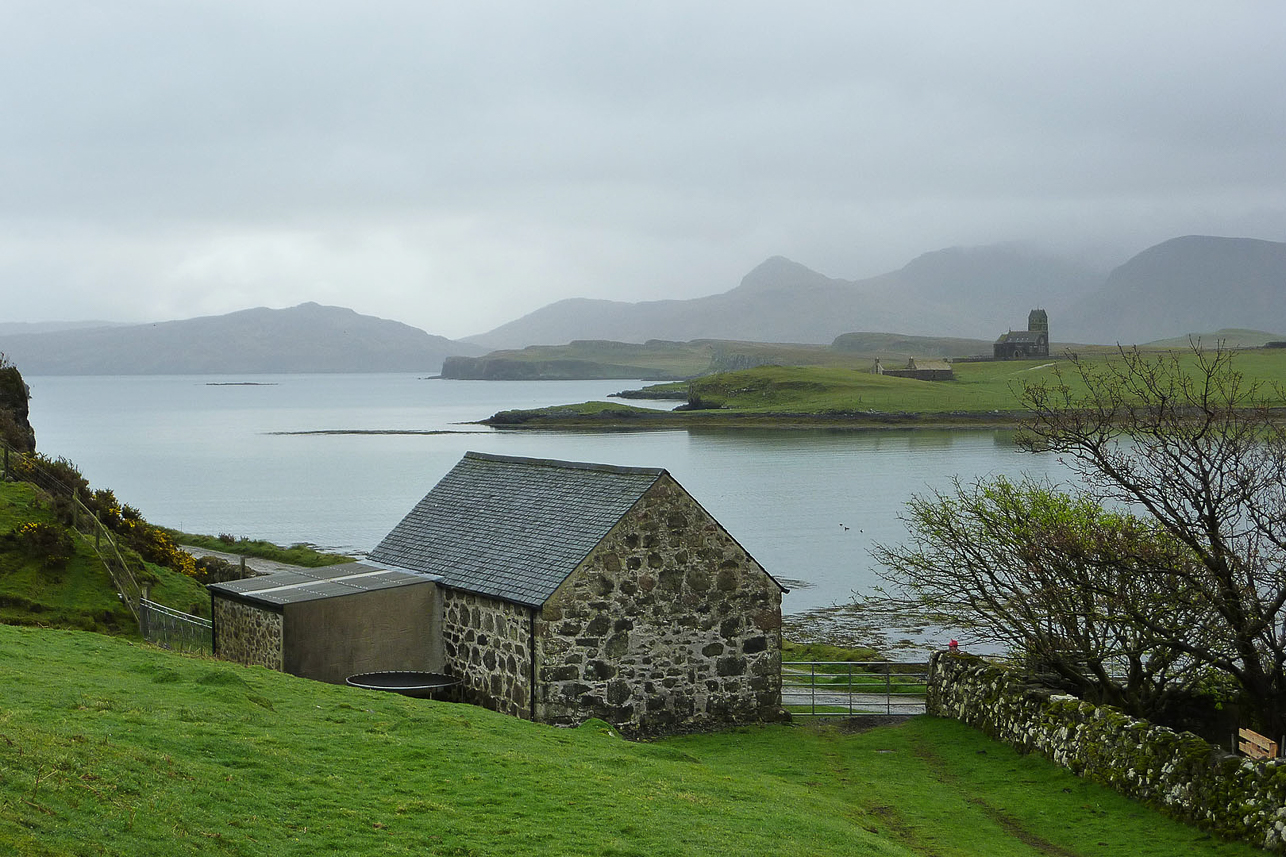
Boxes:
[208,561,436,609]
[369,452,666,608]
[995,329,1045,344]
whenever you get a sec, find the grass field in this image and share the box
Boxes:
[0,481,209,630]
[0,625,1261,856]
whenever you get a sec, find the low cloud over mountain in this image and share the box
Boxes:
[463,236,1286,350]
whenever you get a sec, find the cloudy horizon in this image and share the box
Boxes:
[3,2,1284,339]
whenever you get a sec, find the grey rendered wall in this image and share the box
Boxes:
[283,582,443,684]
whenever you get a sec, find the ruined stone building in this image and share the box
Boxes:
[994,309,1050,359]
[212,451,786,737]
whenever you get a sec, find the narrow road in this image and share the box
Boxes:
[180,545,312,577]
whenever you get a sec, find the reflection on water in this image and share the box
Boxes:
[26,374,1072,615]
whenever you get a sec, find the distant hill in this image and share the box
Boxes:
[1061,236,1286,344]
[0,303,484,375]
[830,332,993,359]
[442,333,996,381]
[464,247,1104,350]
[0,320,131,337]
[1141,328,1286,350]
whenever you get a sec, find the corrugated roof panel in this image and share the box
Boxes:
[208,560,437,607]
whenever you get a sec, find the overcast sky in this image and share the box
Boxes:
[2,2,1284,339]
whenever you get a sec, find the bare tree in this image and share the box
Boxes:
[880,344,1286,732]
[1018,344,1286,733]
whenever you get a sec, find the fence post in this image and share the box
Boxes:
[885,665,892,715]
[848,663,854,716]
[810,663,817,716]
[240,556,247,577]
[139,584,150,640]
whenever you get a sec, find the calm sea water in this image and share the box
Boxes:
[24,374,1068,614]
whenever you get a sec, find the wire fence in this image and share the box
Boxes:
[3,441,145,625]
[140,598,212,653]
[782,661,929,716]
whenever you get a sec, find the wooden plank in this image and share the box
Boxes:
[1238,727,1278,759]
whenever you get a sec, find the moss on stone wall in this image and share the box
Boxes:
[928,652,1286,851]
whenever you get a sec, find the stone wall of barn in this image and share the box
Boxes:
[534,474,784,736]
[440,588,533,719]
[213,597,283,671]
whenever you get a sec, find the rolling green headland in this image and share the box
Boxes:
[485,347,1286,430]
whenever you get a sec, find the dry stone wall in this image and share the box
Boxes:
[928,652,1286,852]
[534,474,783,736]
[441,589,533,718]
[212,598,282,671]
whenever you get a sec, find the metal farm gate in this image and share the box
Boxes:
[782,661,929,717]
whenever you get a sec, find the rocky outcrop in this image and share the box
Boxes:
[0,360,35,452]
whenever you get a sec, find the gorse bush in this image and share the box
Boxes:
[9,451,197,580]
[191,555,247,585]
[15,521,74,569]
[10,452,90,500]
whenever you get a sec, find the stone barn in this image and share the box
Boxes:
[368,451,787,736]
[209,562,443,685]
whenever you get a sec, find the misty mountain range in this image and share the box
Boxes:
[2,234,1283,375]
[465,235,1286,350]
[0,303,484,375]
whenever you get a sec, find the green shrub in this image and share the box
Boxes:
[16,521,74,569]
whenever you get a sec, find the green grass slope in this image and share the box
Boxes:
[0,481,209,631]
[0,626,1259,856]
[1142,328,1286,349]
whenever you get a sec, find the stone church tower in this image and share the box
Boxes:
[1028,309,1048,338]
[993,309,1050,360]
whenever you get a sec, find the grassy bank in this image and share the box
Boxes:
[486,347,1286,429]
[0,481,209,629]
[0,625,1259,856]
[162,529,352,568]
